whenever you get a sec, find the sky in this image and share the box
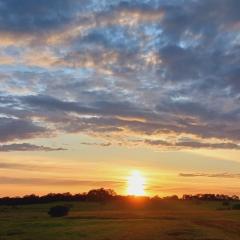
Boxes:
[0,0,240,197]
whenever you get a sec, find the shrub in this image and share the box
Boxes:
[48,205,70,217]
[232,203,240,210]
[222,201,230,206]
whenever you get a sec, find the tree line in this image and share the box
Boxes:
[0,188,239,205]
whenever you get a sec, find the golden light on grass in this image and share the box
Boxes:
[127,170,146,196]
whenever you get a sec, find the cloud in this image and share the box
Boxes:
[176,141,240,150]
[0,143,66,152]
[145,139,240,150]
[0,176,123,186]
[0,118,49,143]
[0,0,81,34]
[80,142,111,147]
[0,161,53,171]
[179,173,240,179]
[22,94,151,119]
[0,0,239,150]
[8,93,239,150]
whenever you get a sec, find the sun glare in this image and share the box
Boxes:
[127,170,146,196]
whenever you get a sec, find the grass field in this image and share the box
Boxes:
[0,200,240,240]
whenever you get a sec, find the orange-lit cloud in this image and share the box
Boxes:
[0,0,240,197]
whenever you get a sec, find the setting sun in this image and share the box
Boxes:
[127,171,146,196]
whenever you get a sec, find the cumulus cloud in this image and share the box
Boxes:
[0,0,239,150]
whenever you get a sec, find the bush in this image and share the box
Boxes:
[48,205,70,217]
[232,203,240,210]
[222,201,230,206]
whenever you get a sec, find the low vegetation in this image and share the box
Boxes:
[0,189,240,240]
[48,205,70,217]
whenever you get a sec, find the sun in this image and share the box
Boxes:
[127,170,146,196]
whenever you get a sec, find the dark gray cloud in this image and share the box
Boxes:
[0,143,66,152]
[176,141,240,150]
[22,94,153,120]
[0,0,81,33]
[156,99,240,126]
[0,118,48,142]
[0,0,239,150]
[145,139,240,150]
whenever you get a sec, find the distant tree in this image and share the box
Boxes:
[0,190,239,206]
[151,195,161,201]
[48,205,70,217]
[163,195,179,200]
[231,195,239,201]
[86,188,116,202]
[182,194,239,202]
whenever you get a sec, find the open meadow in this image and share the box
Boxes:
[0,200,240,240]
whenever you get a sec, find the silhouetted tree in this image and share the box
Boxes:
[163,195,179,200]
[86,188,116,202]
[0,190,239,206]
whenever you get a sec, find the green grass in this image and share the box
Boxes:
[0,200,240,240]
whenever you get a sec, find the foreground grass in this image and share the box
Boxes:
[0,200,240,240]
